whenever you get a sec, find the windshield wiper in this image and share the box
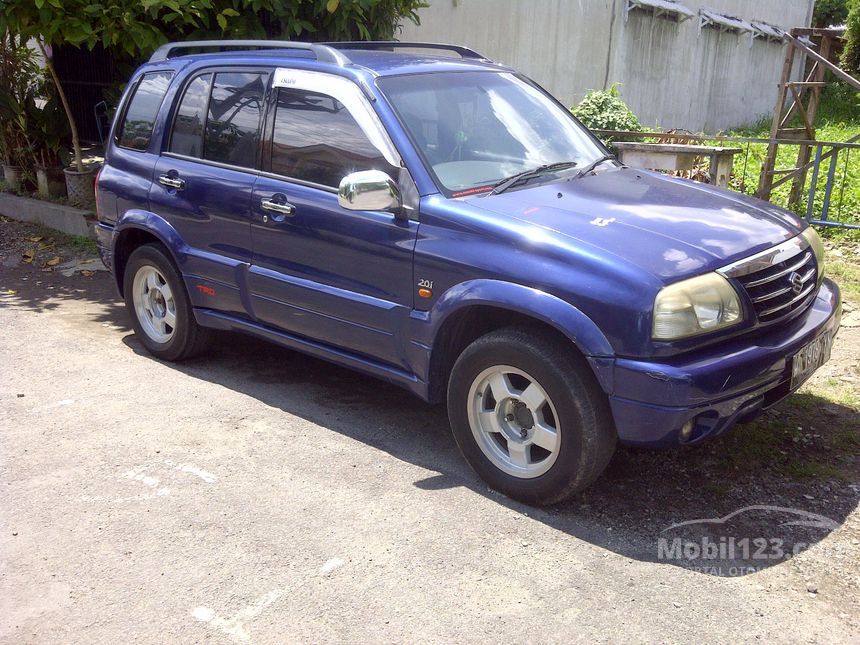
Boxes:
[574,154,616,179]
[487,161,578,196]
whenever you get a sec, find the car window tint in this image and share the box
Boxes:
[170,73,212,158]
[270,88,397,188]
[204,72,266,169]
[117,71,173,150]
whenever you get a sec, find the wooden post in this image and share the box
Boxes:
[788,34,831,206]
[758,39,795,199]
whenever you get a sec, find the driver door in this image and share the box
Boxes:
[248,71,419,369]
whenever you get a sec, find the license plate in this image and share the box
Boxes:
[790,332,833,389]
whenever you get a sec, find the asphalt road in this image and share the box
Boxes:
[1,253,857,643]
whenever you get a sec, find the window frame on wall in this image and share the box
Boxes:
[163,66,272,173]
[115,70,175,152]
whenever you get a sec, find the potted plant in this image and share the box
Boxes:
[34,144,68,200]
[31,89,69,199]
[0,124,26,192]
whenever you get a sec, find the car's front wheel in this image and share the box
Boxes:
[123,243,211,361]
[447,327,616,505]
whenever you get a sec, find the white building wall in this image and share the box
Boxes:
[396,0,815,132]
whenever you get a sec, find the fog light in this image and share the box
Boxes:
[680,420,695,442]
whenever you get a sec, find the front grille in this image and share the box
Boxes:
[735,249,818,324]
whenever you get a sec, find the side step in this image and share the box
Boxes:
[194,308,427,399]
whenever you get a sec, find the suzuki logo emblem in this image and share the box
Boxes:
[789,271,804,294]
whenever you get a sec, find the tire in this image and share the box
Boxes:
[123,243,212,361]
[447,327,616,505]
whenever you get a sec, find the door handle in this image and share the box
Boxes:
[158,175,185,190]
[260,198,295,217]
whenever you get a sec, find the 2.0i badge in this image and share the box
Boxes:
[417,278,433,299]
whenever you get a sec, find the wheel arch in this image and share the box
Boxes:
[422,280,615,403]
[112,210,186,296]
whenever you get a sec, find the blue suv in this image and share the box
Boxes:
[96,40,841,505]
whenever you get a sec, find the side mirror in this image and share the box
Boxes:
[338,170,402,214]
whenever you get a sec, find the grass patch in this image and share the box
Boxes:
[809,377,860,410]
[784,460,846,481]
[831,427,860,451]
[68,234,98,256]
[824,247,860,303]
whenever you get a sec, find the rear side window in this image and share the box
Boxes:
[117,71,173,151]
[169,73,212,158]
[270,88,397,188]
[203,72,267,169]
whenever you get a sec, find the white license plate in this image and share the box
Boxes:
[790,332,833,389]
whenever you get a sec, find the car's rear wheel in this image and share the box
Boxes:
[124,243,211,361]
[447,327,616,505]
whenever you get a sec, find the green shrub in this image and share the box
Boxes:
[570,84,642,141]
[817,81,860,124]
[843,0,860,72]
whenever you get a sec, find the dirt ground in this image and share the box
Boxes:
[1,217,858,643]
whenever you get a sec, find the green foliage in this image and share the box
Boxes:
[816,81,860,124]
[0,0,428,59]
[570,84,642,142]
[813,0,849,27]
[0,32,70,170]
[843,0,860,72]
[0,34,40,169]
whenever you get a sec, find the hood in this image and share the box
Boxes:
[466,168,804,281]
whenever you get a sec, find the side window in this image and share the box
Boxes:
[203,72,267,169]
[270,88,397,188]
[169,73,212,158]
[117,71,173,150]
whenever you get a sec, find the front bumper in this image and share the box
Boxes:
[609,278,842,447]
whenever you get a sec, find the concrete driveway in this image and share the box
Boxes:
[1,229,858,642]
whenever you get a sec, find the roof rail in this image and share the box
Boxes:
[148,40,350,65]
[323,41,491,61]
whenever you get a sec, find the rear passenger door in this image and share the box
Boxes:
[149,69,269,318]
[248,69,419,368]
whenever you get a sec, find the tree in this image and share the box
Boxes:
[843,0,860,72]
[814,0,849,28]
[0,0,427,171]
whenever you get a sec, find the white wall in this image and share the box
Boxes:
[396,0,815,132]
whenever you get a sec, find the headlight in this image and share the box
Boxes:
[653,273,743,340]
[801,226,825,282]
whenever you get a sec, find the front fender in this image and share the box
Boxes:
[418,279,614,357]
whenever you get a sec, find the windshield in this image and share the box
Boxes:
[377,71,606,196]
